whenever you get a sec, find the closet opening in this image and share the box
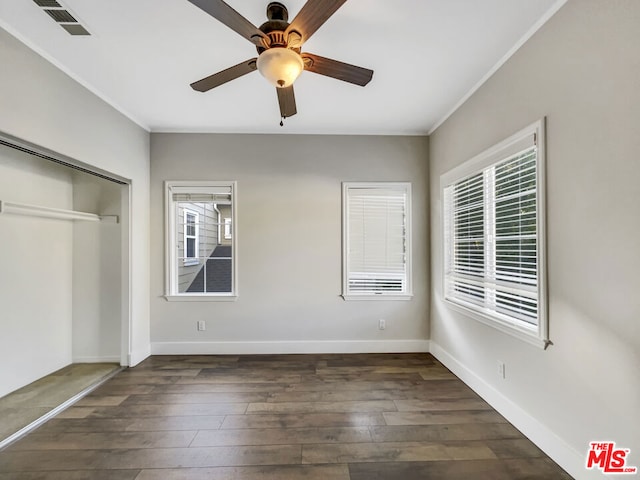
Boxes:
[0,132,131,444]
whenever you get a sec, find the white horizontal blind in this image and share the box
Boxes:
[171,184,232,202]
[493,148,538,322]
[346,186,408,294]
[448,171,486,305]
[444,143,539,327]
[172,194,231,202]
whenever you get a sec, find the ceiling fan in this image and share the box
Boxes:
[187,0,374,123]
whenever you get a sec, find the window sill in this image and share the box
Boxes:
[443,297,549,349]
[342,294,413,301]
[164,295,237,302]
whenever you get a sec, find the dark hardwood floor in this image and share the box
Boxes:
[0,353,573,479]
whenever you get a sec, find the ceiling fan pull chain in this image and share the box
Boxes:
[280,116,285,127]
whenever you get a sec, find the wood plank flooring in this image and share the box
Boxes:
[0,353,573,479]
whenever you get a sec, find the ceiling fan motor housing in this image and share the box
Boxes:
[257,2,299,52]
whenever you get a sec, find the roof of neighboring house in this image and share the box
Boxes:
[186,245,232,293]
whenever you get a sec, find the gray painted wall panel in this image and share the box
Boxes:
[150,133,429,345]
[429,0,640,476]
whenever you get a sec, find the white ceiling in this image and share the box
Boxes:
[0,0,563,135]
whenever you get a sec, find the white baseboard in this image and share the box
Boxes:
[429,342,597,480]
[72,356,120,363]
[126,347,151,367]
[151,339,430,355]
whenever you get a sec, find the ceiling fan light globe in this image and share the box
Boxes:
[257,47,304,88]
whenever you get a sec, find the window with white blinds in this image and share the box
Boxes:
[442,120,548,347]
[342,182,412,300]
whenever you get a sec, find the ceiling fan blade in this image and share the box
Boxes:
[302,53,373,86]
[277,86,297,118]
[285,0,347,43]
[191,58,257,92]
[187,0,268,46]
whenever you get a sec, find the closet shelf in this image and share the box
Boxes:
[0,200,117,223]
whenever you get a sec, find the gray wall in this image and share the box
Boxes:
[428,1,640,478]
[0,27,151,366]
[150,133,429,352]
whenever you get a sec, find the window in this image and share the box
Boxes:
[441,119,547,347]
[224,217,232,240]
[183,210,199,266]
[342,182,412,300]
[165,181,237,301]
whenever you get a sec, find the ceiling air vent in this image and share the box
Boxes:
[33,0,91,36]
[44,9,77,23]
[60,24,90,36]
[32,0,62,7]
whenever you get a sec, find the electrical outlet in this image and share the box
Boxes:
[379,319,386,330]
[497,361,506,379]
[197,320,206,331]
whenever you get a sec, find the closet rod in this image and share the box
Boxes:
[0,200,108,222]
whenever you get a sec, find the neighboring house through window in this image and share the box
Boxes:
[183,209,199,266]
[224,217,232,240]
[165,181,237,300]
[342,182,412,300]
[441,119,548,347]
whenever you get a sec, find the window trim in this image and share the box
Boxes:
[341,181,413,301]
[440,119,548,348]
[182,209,199,266]
[164,180,238,302]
